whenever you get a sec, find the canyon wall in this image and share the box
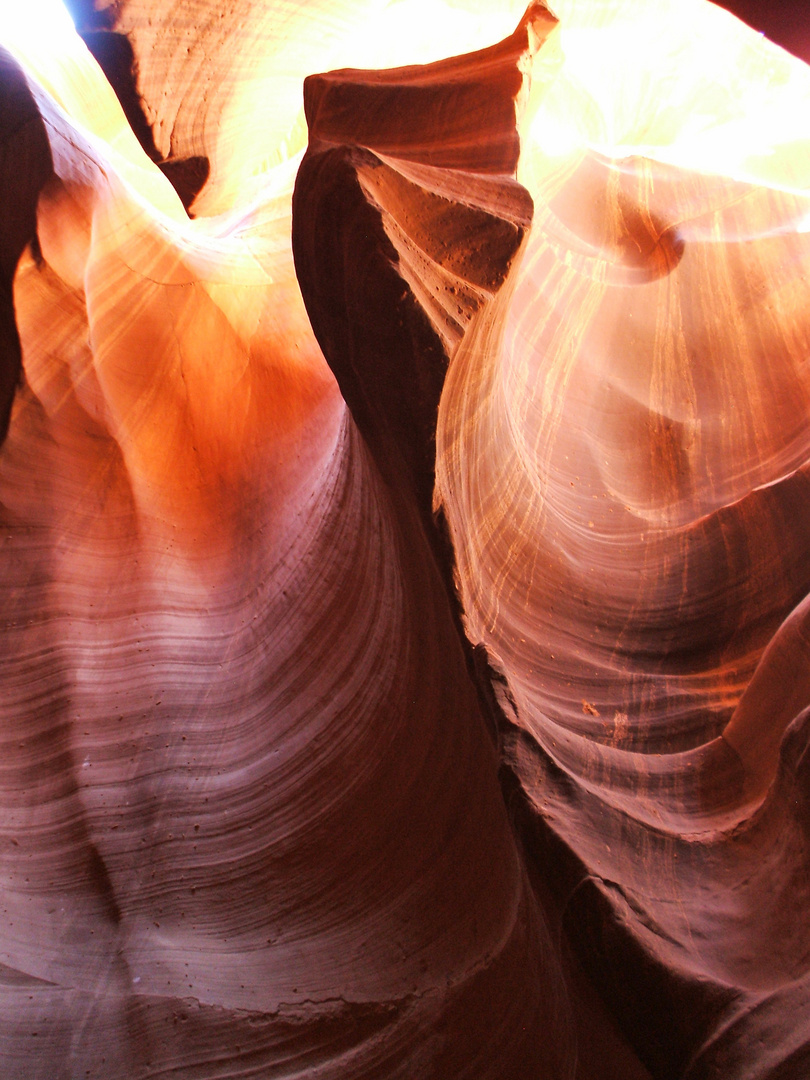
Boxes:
[2,1,810,1076]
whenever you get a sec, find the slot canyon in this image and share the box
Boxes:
[2,0,810,1076]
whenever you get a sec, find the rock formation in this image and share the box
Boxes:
[2,0,810,1076]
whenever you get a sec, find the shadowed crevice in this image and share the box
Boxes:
[71,26,210,214]
[0,49,53,448]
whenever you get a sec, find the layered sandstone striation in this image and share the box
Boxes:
[2,0,810,1077]
[434,2,810,1076]
[0,3,571,1077]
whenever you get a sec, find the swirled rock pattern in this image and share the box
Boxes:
[0,7,574,1078]
[3,0,810,1078]
[433,1,810,1076]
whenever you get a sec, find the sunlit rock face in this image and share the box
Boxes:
[434,1,810,1075]
[0,4,574,1078]
[3,0,810,1077]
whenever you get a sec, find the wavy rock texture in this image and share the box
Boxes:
[433,1,810,1077]
[0,6,576,1078]
[3,0,810,1078]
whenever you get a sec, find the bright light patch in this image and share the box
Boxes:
[520,0,810,193]
[0,0,78,55]
[0,0,189,224]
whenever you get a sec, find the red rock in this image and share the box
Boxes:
[4,0,810,1077]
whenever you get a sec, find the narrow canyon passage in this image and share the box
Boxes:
[2,1,810,1077]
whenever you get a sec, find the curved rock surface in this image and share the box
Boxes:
[0,7,572,1078]
[433,1,810,1076]
[2,0,810,1078]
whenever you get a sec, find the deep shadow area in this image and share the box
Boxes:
[717,0,810,63]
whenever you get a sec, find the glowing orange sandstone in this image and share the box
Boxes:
[0,4,565,1078]
[3,0,810,1077]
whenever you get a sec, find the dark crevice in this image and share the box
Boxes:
[0,49,54,449]
[77,30,210,214]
